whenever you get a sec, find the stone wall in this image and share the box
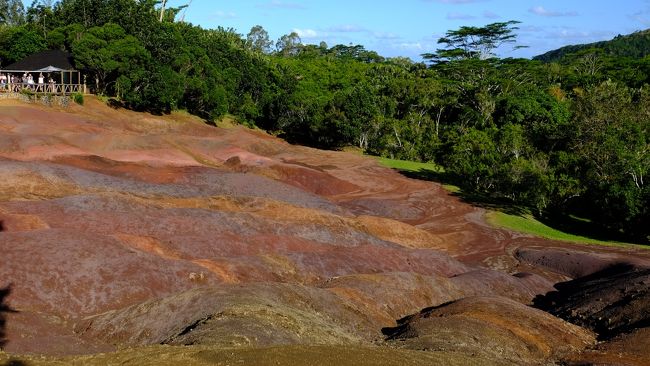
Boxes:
[0,92,71,107]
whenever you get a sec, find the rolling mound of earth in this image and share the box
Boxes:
[1,97,649,365]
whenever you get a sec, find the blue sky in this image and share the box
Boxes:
[173,0,650,60]
[35,0,650,60]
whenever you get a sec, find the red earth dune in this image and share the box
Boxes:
[0,97,649,365]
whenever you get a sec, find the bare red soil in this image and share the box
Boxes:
[0,98,648,364]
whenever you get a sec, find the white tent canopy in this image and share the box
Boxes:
[36,65,66,72]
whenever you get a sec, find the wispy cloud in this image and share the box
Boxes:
[326,24,368,33]
[628,5,650,27]
[397,42,424,51]
[629,13,648,26]
[210,10,237,20]
[520,24,612,40]
[290,25,370,43]
[529,6,578,17]
[257,1,306,10]
[520,25,613,46]
[373,32,402,40]
[483,10,499,19]
[446,12,476,20]
[518,25,545,33]
[546,28,612,40]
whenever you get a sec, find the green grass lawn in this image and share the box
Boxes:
[377,156,444,173]
[377,156,645,248]
[376,157,461,193]
[484,211,646,248]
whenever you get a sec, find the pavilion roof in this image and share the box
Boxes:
[3,50,76,72]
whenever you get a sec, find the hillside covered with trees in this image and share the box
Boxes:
[0,0,648,243]
[534,29,650,62]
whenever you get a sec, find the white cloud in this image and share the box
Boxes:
[397,42,424,51]
[292,28,319,39]
[529,6,578,17]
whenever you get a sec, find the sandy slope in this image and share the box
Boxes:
[0,97,648,364]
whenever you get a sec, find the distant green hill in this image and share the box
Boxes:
[533,29,650,62]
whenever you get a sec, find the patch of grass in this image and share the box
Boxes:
[216,115,238,129]
[377,157,461,191]
[377,157,444,173]
[486,211,646,248]
[441,184,461,193]
[342,146,364,155]
[95,95,110,103]
[376,157,460,194]
[171,108,192,116]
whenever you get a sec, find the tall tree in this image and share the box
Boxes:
[72,23,150,96]
[0,0,25,26]
[0,25,46,64]
[276,31,301,57]
[423,20,524,63]
[26,0,56,37]
[246,25,272,54]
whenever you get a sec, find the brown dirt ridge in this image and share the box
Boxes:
[0,97,649,365]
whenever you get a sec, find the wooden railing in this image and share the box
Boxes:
[0,83,85,95]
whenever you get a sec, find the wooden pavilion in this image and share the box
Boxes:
[0,50,85,95]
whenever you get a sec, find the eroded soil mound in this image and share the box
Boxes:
[565,327,650,366]
[382,296,595,365]
[534,264,650,340]
[516,246,650,279]
[1,98,648,363]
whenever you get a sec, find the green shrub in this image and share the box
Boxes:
[72,92,84,105]
[19,88,34,96]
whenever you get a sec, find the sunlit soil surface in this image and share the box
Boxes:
[0,98,648,365]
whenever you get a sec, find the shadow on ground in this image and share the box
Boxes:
[397,167,527,216]
[0,286,27,366]
[395,167,647,245]
[0,285,15,349]
[533,263,650,341]
[1,361,29,366]
[536,213,639,244]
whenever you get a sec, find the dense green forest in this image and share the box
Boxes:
[1,0,648,243]
[534,29,650,62]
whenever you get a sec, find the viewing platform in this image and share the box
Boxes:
[0,50,87,101]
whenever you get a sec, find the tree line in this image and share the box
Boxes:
[534,29,650,62]
[1,1,648,242]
